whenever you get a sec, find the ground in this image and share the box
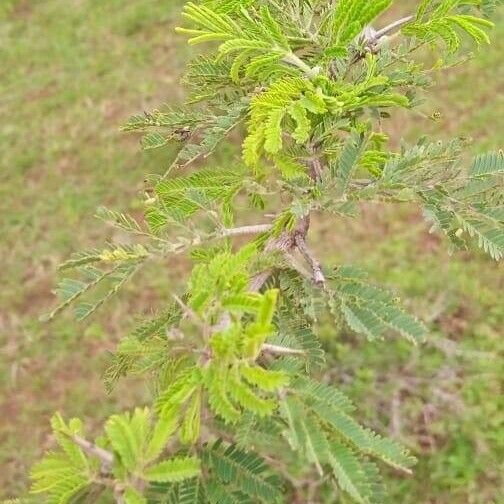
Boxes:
[0,1,502,501]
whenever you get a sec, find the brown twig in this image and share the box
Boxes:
[221,224,272,237]
[371,15,415,43]
[285,252,315,282]
[250,269,274,292]
[346,14,416,72]
[71,434,114,472]
[172,294,206,330]
[294,235,326,286]
[262,343,306,356]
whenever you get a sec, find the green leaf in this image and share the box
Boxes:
[264,109,285,154]
[180,392,202,445]
[206,479,253,504]
[105,409,148,471]
[403,5,494,52]
[299,415,329,476]
[30,455,90,501]
[276,299,326,372]
[273,154,308,180]
[257,289,278,328]
[279,396,306,452]
[206,365,241,424]
[240,365,289,392]
[142,132,168,150]
[146,415,178,463]
[329,268,427,345]
[291,376,355,413]
[156,368,201,418]
[124,487,147,504]
[299,91,327,114]
[469,151,504,177]
[287,102,311,144]
[331,0,393,45]
[178,478,207,504]
[50,414,88,469]
[456,214,504,260]
[204,441,283,501]
[332,133,365,192]
[327,442,369,504]
[228,377,276,417]
[312,402,416,472]
[144,456,201,482]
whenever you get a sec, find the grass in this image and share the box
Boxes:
[0,0,188,495]
[0,1,502,501]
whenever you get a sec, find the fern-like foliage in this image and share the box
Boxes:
[203,441,283,502]
[404,0,494,52]
[176,3,296,82]
[329,0,393,47]
[327,266,428,344]
[146,167,246,232]
[24,1,503,503]
[30,414,94,503]
[30,409,199,503]
[43,258,145,322]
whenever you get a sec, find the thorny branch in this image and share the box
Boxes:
[262,343,306,356]
[371,15,415,43]
[172,294,206,330]
[362,15,415,50]
[283,52,321,79]
[156,224,272,258]
[71,434,114,473]
[250,269,274,292]
[72,435,146,503]
[221,224,272,237]
[345,13,415,70]
[294,235,326,286]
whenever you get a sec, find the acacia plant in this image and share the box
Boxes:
[14,1,503,503]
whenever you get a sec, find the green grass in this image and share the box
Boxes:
[0,0,188,495]
[0,1,502,501]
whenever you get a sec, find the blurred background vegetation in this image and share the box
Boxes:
[0,0,502,502]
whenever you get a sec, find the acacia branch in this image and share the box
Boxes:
[172,294,206,330]
[282,52,320,79]
[222,224,272,237]
[285,252,315,282]
[211,166,322,359]
[72,434,114,472]
[371,15,415,43]
[294,235,326,286]
[346,14,415,70]
[250,269,274,292]
[114,489,126,504]
[262,343,306,356]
